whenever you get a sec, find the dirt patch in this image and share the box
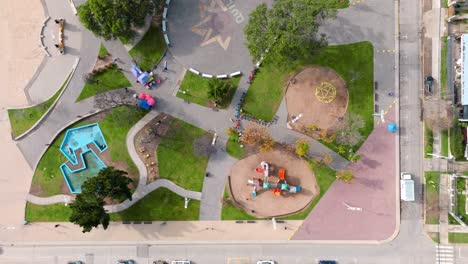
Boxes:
[229,149,318,218]
[93,55,114,72]
[134,113,172,182]
[285,67,348,133]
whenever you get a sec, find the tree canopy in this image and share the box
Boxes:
[69,167,133,232]
[69,193,110,233]
[207,78,229,102]
[244,0,337,66]
[335,113,365,147]
[78,0,155,42]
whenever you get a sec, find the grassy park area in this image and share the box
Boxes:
[30,106,147,197]
[157,119,210,192]
[76,65,131,102]
[242,41,374,139]
[110,188,200,221]
[129,25,166,71]
[449,233,468,243]
[8,74,71,138]
[456,177,468,224]
[25,203,71,222]
[425,171,439,224]
[226,138,245,159]
[425,123,434,158]
[441,129,449,157]
[177,72,241,108]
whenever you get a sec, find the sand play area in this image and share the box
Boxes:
[228,150,318,217]
[0,0,45,107]
[286,67,349,132]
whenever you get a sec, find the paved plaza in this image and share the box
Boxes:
[167,0,272,75]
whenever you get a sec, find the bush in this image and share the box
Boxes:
[425,123,434,157]
[451,121,464,159]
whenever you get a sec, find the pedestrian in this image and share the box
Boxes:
[125,87,128,93]
[54,224,60,228]
[251,210,255,213]
[54,44,59,48]
[157,120,161,125]
[118,67,124,71]
[54,19,59,24]
[205,172,210,177]
[163,60,168,71]
[113,58,120,63]
[284,226,287,230]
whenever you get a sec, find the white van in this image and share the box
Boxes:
[171,261,191,264]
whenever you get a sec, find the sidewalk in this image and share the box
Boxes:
[1,220,302,244]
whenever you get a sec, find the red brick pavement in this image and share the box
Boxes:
[292,107,397,241]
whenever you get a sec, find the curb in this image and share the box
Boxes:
[40,16,51,57]
[68,0,78,15]
[12,57,81,141]
[188,68,242,79]
[162,0,172,47]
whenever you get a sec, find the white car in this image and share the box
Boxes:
[257,261,275,264]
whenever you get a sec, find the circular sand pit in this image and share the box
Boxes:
[286,67,348,132]
[228,150,318,217]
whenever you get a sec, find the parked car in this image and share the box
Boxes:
[171,261,191,264]
[117,260,136,264]
[319,261,337,264]
[256,261,275,264]
[424,76,433,95]
[67,262,84,264]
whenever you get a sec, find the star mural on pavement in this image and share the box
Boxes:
[191,0,232,51]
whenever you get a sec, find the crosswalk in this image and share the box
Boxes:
[436,245,454,264]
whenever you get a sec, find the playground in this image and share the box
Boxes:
[285,67,349,132]
[228,150,318,217]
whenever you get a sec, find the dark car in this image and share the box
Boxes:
[425,76,434,95]
[319,261,337,264]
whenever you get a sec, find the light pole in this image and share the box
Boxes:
[342,202,362,211]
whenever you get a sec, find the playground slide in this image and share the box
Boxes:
[279,168,285,180]
[260,161,269,178]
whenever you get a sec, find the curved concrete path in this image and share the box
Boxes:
[26,194,72,206]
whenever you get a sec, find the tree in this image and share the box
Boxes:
[321,152,333,165]
[69,193,110,233]
[82,167,133,202]
[258,137,275,153]
[295,138,310,158]
[207,78,229,103]
[336,170,354,183]
[78,0,154,43]
[226,127,238,141]
[423,99,453,130]
[244,0,337,66]
[241,124,270,145]
[335,113,365,147]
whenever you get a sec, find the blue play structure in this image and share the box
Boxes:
[130,63,158,88]
[59,123,108,193]
[387,122,397,133]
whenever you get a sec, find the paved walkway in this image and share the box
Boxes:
[439,173,450,244]
[26,194,72,206]
[199,137,237,220]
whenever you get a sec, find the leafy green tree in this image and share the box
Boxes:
[82,167,133,202]
[244,0,337,66]
[295,138,310,158]
[336,170,354,183]
[69,193,110,233]
[207,78,229,103]
[78,0,154,43]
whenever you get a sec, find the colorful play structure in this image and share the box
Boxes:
[137,92,156,110]
[248,161,302,196]
[130,63,160,89]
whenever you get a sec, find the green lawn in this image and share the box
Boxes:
[76,65,131,102]
[98,43,108,58]
[221,188,258,220]
[176,72,241,108]
[441,36,448,97]
[25,203,71,222]
[8,73,71,138]
[226,138,245,159]
[441,129,449,157]
[242,41,374,139]
[333,0,350,8]
[456,177,468,224]
[441,0,448,8]
[129,25,166,71]
[110,188,200,221]
[429,232,440,243]
[449,233,468,243]
[425,171,439,224]
[31,106,147,197]
[425,123,434,158]
[157,118,210,192]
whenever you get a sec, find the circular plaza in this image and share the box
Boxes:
[167,0,272,75]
